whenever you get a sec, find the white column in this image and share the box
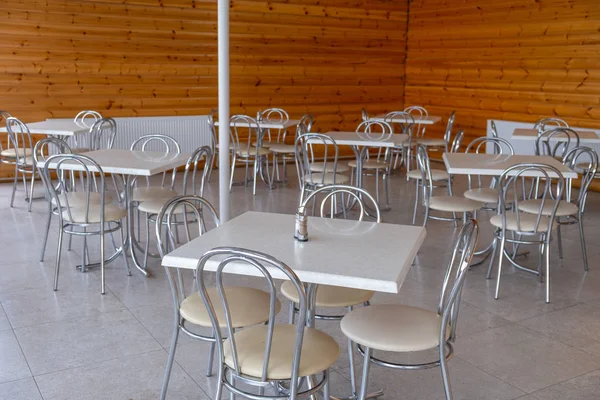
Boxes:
[217,0,230,221]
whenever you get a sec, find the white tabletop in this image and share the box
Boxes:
[512,128,600,143]
[371,115,442,125]
[215,119,299,130]
[322,131,409,148]
[38,149,191,176]
[162,211,427,293]
[443,153,578,179]
[0,120,90,136]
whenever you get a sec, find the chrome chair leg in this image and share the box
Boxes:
[347,306,357,397]
[100,225,106,295]
[545,240,551,303]
[494,236,506,299]
[358,346,372,400]
[486,237,497,279]
[28,170,35,212]
[229,153,236,192]
[579,214,589,271]
[160,316,180,400]
[119,223,131,276]
[40,205,52,262]
[556,224,563,259]
[288,301,295,324]
[253,160,258,195]
[412,179,419,225]
[206,341,216,377]
[53,226,64,291]
[143,213,150,270]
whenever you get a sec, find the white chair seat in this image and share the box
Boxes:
[406,169,449,181]
[281,281,374,308]
[137,198,176,214]
[517,199,578,217]
[71,147,90,154]
[132,187,178,202]
[490,212,555,232]
[340,304,450,353]
[62,203,127,224]
[1,148,33,158]
[237,147,270,157]
[310,162,350,173]
[269,143,296,154]
[428,196,482,213]
[304,173,349,185]
[224,324,339,380]
[347,160,388,170]
[52,192,113,207]
[415,138,446,147]
[180,287,279,328]
[463,188,498,204]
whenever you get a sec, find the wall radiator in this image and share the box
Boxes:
[111,115,212,152]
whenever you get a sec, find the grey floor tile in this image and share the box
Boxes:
[0,330,31,384]
[35,349,207,400]
[455,324,600,393]
[14,309,161,375]
[532,369,600,399]
[0,378,42,400]
[0,305,10,332]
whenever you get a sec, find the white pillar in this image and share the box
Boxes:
[218,0,230,221]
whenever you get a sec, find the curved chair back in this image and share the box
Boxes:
[534,117,569,135]
[497,163,565,234]
[535,128,580,161]
[33,137,72,164]
[230,114,262,157]
[295,132,341,188]
[449,129,464,153]
[466,137,514,191]
[182,146,213,197]
[196,247,307,396]
[442,111,457,152]
[297,114,315,135]
[260,108,289,143]
[298,184,381,222]
[563,146,598,209]
[383,111,414,135]
[361,108,370,122]
[90,117,117,150]
[416,145,435,202]
[74,110,102,128]
[5,117,34,165]
[355,120,393,141]
[130,134,181,191]
[490,120,499,138]
[404,105,429,137]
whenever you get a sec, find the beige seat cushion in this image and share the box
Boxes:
[237,147,270,157]
[70,147,90,154]
[137,198,178,214]
[428,196,483,213]
[62,203,127,223]
[180,287,279,328]
[269,144,295,154]
[490,212,555,232]
[224,324,339,380]
[517,199,578,217]
[281,281,374,308]
[52,192,113,207]
[464,188,498,204]
[415,138,446,147]
[132,186,178,202]
[347,160,388,170]
[1,148,33,158]
[304,172,349,185]
[406,169,449,181]
[310,161,350,173]
[340,304,450,352]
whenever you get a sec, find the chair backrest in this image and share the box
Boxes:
[196,247,306,394]
[295,132,341,186]
[383,111,414,135]
[465,137,514,190]
[442,111,457,150]
[534,117,569,134]
[42,154,106,224]
[298,184,381,222]
[0,111,13,153]
[416,145,435,201]
[230,114,261,155]
[361,108,370,122]
[130,134,181,190]
[297,114,314,135]
[89,117,117,150]
[33,137,72,164]
[497,163,565,233]
[563,146,598,209]
[438,219,479,342]
[182,146,213,197]
[449,129,464,153]
[535,128,580,161]
[74,110,102,128]
[260,108,289,143]
[404,105,428,137]
[490,120,499,138]
[5,117,34,164]
[207,110,217,153]
[355,120,393,161]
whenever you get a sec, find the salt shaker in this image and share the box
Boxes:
[294,212,308,242]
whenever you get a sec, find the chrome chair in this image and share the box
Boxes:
[341,219,479,400]
[361,108,370,122]
[71,110,102,153]
[490,120,499,138]
[156,196,281,400]
[415,110,456,154]
[535,127,580,161]
[5,117,38,211]
[487,163,565,303]
[383,111,414,172]
[534,117,569,135]
[89,117,118,151]
[463,137,515,206]
[415,145,482,227]
[229,114,271,195]
[197,247,339,400]
[207,109,235,181]
[295,132,349,206]
[258,107,289,147]
[282,184,379,398]
[348,120,394,207]
[404,105,429,138]
[270,114,315,184]
[519,147,598,271]
[41,154,130,295]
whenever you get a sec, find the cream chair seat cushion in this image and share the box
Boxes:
[310,161,350,173]
[428,196,483,213]
[406,169,449,181]
[180,286,280,329]
[62,203,127,223]
[463,188,498,204]
[517,199,578,217]
[52,192,113,207]
[340,304,450,352]
[304,173,349,185]
[415,138,446,147]
[132,186,178,202]
[237,147,270,157]
[269,143,295,154]
[137,198,181,214]
[490,212,555,232]
[224,324,339,380]
[1,148,33,158]
[281,281,374,308]
[347,160,388,170]
[70,147,90,154]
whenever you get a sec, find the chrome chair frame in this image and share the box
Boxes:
[404,105,429,138]
[5,117,38,211]
[384,111,414,172]
[490,120,499,138]
[72,110,102,151]
[347,219,479,400]
[89,117,118,151]
[271,114,315,185]
[534,117,569,135]
[260,107,290,145]
[535,127,580,161]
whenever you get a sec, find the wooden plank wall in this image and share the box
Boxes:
[404,0,600,145]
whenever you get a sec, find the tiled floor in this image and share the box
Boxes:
[1,165,600,399]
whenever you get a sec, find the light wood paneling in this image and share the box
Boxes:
[404,0,600,145]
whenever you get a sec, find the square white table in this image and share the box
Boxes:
[214,119,299,130]
[0,120,90,136]
[512,128,600,143]
[39,149,191,276]
[371,115,442,125]
[443,153,578,179]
